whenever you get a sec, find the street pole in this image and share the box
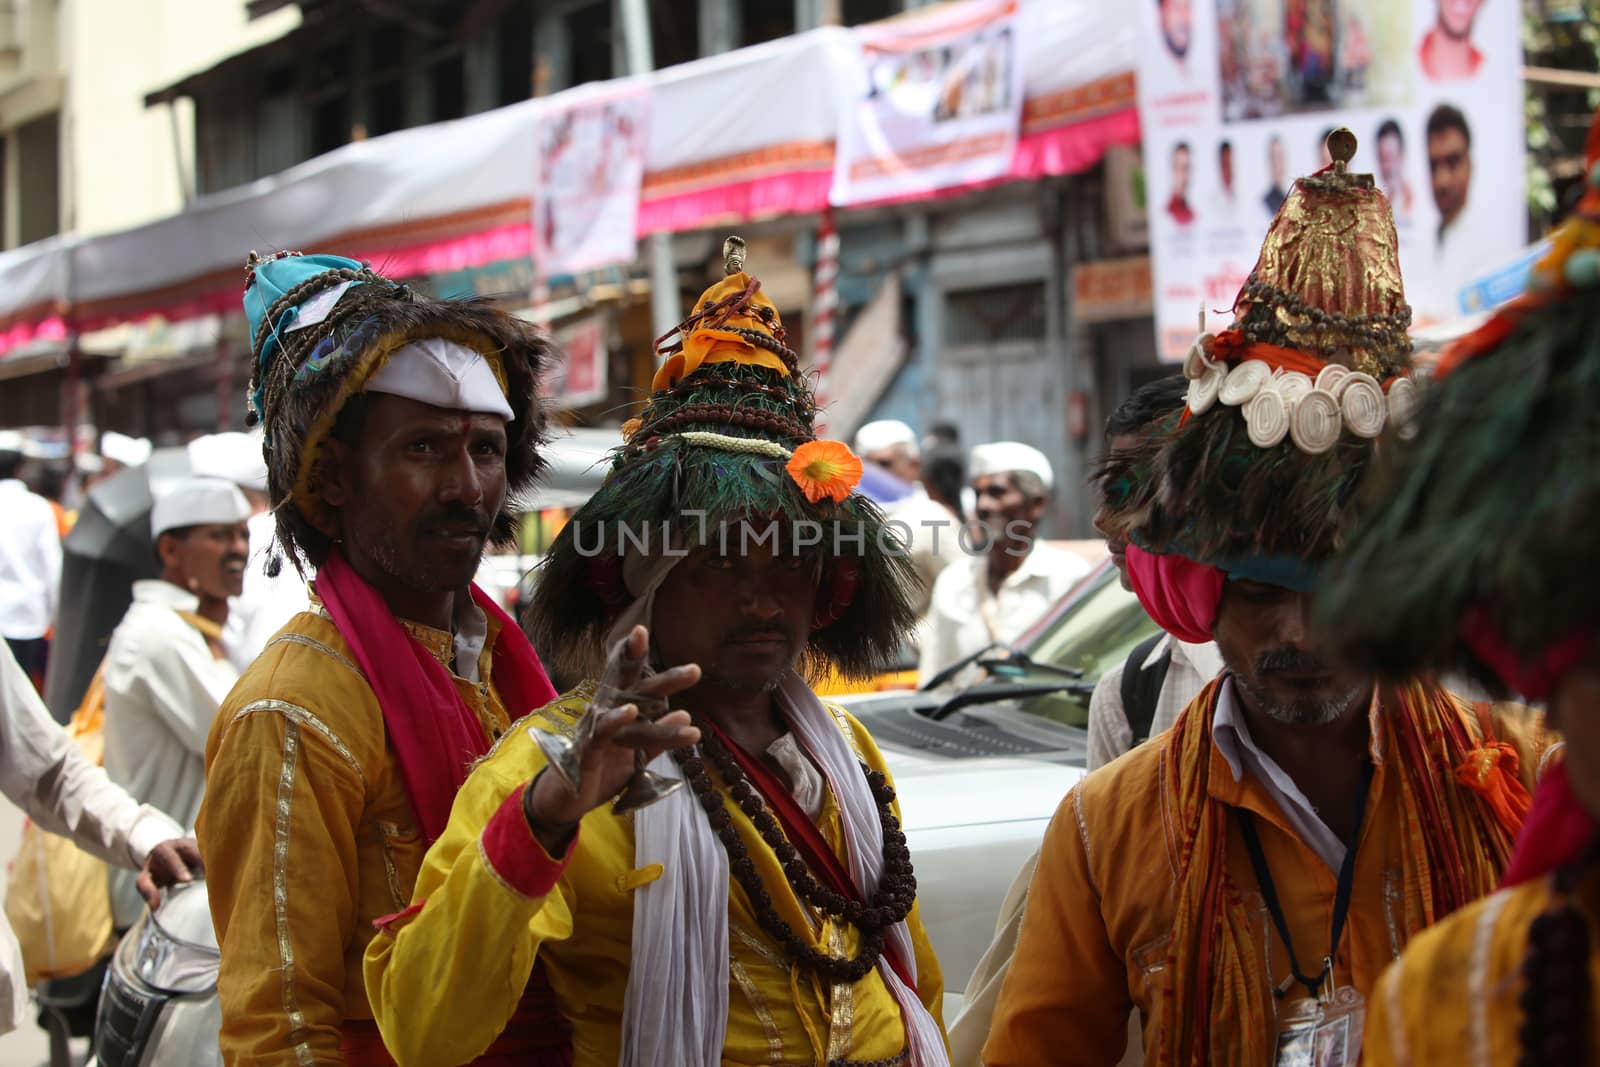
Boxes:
[619,0,679,348]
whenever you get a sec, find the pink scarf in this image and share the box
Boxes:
[317,550,557,843]
[1125,544,1224,645]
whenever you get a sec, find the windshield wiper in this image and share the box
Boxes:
[920,643,1084,692]
[927,679,1095,721]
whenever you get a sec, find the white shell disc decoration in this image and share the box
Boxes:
[1219,360,1272,406]
[1341,373,1388,438]
[1387,376,1420,440]
[1314,364,1351,396]
[1245,388,1289,448]
[1187,362,1225,415]
[1276,371,1314,408]
[1183,334,1217,381]
[1290,389,1343,454]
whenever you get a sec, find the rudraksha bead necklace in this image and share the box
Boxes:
[671,728,916,984]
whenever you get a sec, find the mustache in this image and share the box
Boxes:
[1255,647,1331,676]
[722,622,794,645]
[418,505,492,537]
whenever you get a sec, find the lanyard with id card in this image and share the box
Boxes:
[1236,760,1374,1067]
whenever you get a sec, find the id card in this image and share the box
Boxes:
[1274,989,1364,1067]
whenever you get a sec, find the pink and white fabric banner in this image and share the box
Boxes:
[543,314,609,410]
[830,0,1025,207]
[533,82,651,279]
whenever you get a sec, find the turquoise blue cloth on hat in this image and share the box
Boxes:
[244,252,365,423]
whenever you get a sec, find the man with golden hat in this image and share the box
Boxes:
[197,252,561,1065]
[363,239,950,1066]
[1316,110,1600,1067]
[984,133,1551,1065]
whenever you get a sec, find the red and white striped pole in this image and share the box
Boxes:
[809,206,839,435]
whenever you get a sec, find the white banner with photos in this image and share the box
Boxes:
[533,82,651,279]
[830,0,1025,207]
[1136,0,1525,359]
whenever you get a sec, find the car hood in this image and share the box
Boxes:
[875,748,1080,833]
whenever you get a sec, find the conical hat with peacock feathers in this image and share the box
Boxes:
[1098,129,1418,580]
[528,238,917,682]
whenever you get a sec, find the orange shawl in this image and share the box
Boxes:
[1156,679,1528,1065]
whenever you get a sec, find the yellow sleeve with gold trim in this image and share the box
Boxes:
[200,687,371,1066]
[362,705,579,1067]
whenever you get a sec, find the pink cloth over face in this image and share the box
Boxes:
[1125,543,1225,645]
[316,550,557,844]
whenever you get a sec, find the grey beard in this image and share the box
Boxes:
[1240,677,1367,727]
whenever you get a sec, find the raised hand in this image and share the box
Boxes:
[524,626,700,850]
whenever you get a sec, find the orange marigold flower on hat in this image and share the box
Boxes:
[621,417,643,440]
[786,440,862,504]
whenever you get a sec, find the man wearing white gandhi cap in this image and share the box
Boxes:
[853,419,964,616]
[917,441,1089,685]
[102,476,250,927]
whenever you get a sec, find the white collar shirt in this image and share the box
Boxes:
[222,509,311,672]
[0,479,62,640]
[918,541,1091,686]
[102,579,240,926]
[1211,674,1350,871]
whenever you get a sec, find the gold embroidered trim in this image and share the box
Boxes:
[729,955,785,1062]
[824,924,855,1062]
[1382,868,1404,961]
[274,721,316,1067]
[1071,789,1101,897]
[230,699,367,789]
[730,921,792,972]
[266,632,368,683]
[398,618,454,668]
[376,821,410,912]
[472,684,594,770]
[1468,889,1513,1067]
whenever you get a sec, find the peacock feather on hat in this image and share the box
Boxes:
[1317,111,1600,690]
[1097,129,1418,571]
[242,250,554,576]
[528,237,918,683]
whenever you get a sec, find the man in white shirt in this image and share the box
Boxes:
[0,640,198,1034]
[191,431,312,671]
[854,418,965,615]
[919,442,1089,684]
[0,433,62,691]
[102,476,249,928]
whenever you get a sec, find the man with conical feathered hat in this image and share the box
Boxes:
[1318,108,1600,1067]
[196,252,565,1065]
[364,239,951,1066]
[985,132,1552,1066]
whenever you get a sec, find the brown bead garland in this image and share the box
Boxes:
[670,728,917,985]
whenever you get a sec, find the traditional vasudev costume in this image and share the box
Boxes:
[363,240,949,1067]
[1320,113,1600,1067]
[984,132,1549,1067]
[196,253,560,1066]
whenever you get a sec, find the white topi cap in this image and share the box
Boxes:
[151,477,252,538]
[187,431,268,492]
[366,339,514,421]
[0,430,23,455]
[969,441,1054,493]
[853,419,919,457]
[101,431,154,467]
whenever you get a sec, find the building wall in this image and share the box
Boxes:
[60,0,298,236]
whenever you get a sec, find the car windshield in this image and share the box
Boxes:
[1001,561,1158,727]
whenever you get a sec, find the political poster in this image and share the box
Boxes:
[831,0,1024,207]
[1137,0,1525,357]
[533,84,650,279]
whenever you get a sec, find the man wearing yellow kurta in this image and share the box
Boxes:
[197,252,559,1065]
[987,133,1547,1066]
[366,238,950,1066]
[1313,108,1600,1067]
